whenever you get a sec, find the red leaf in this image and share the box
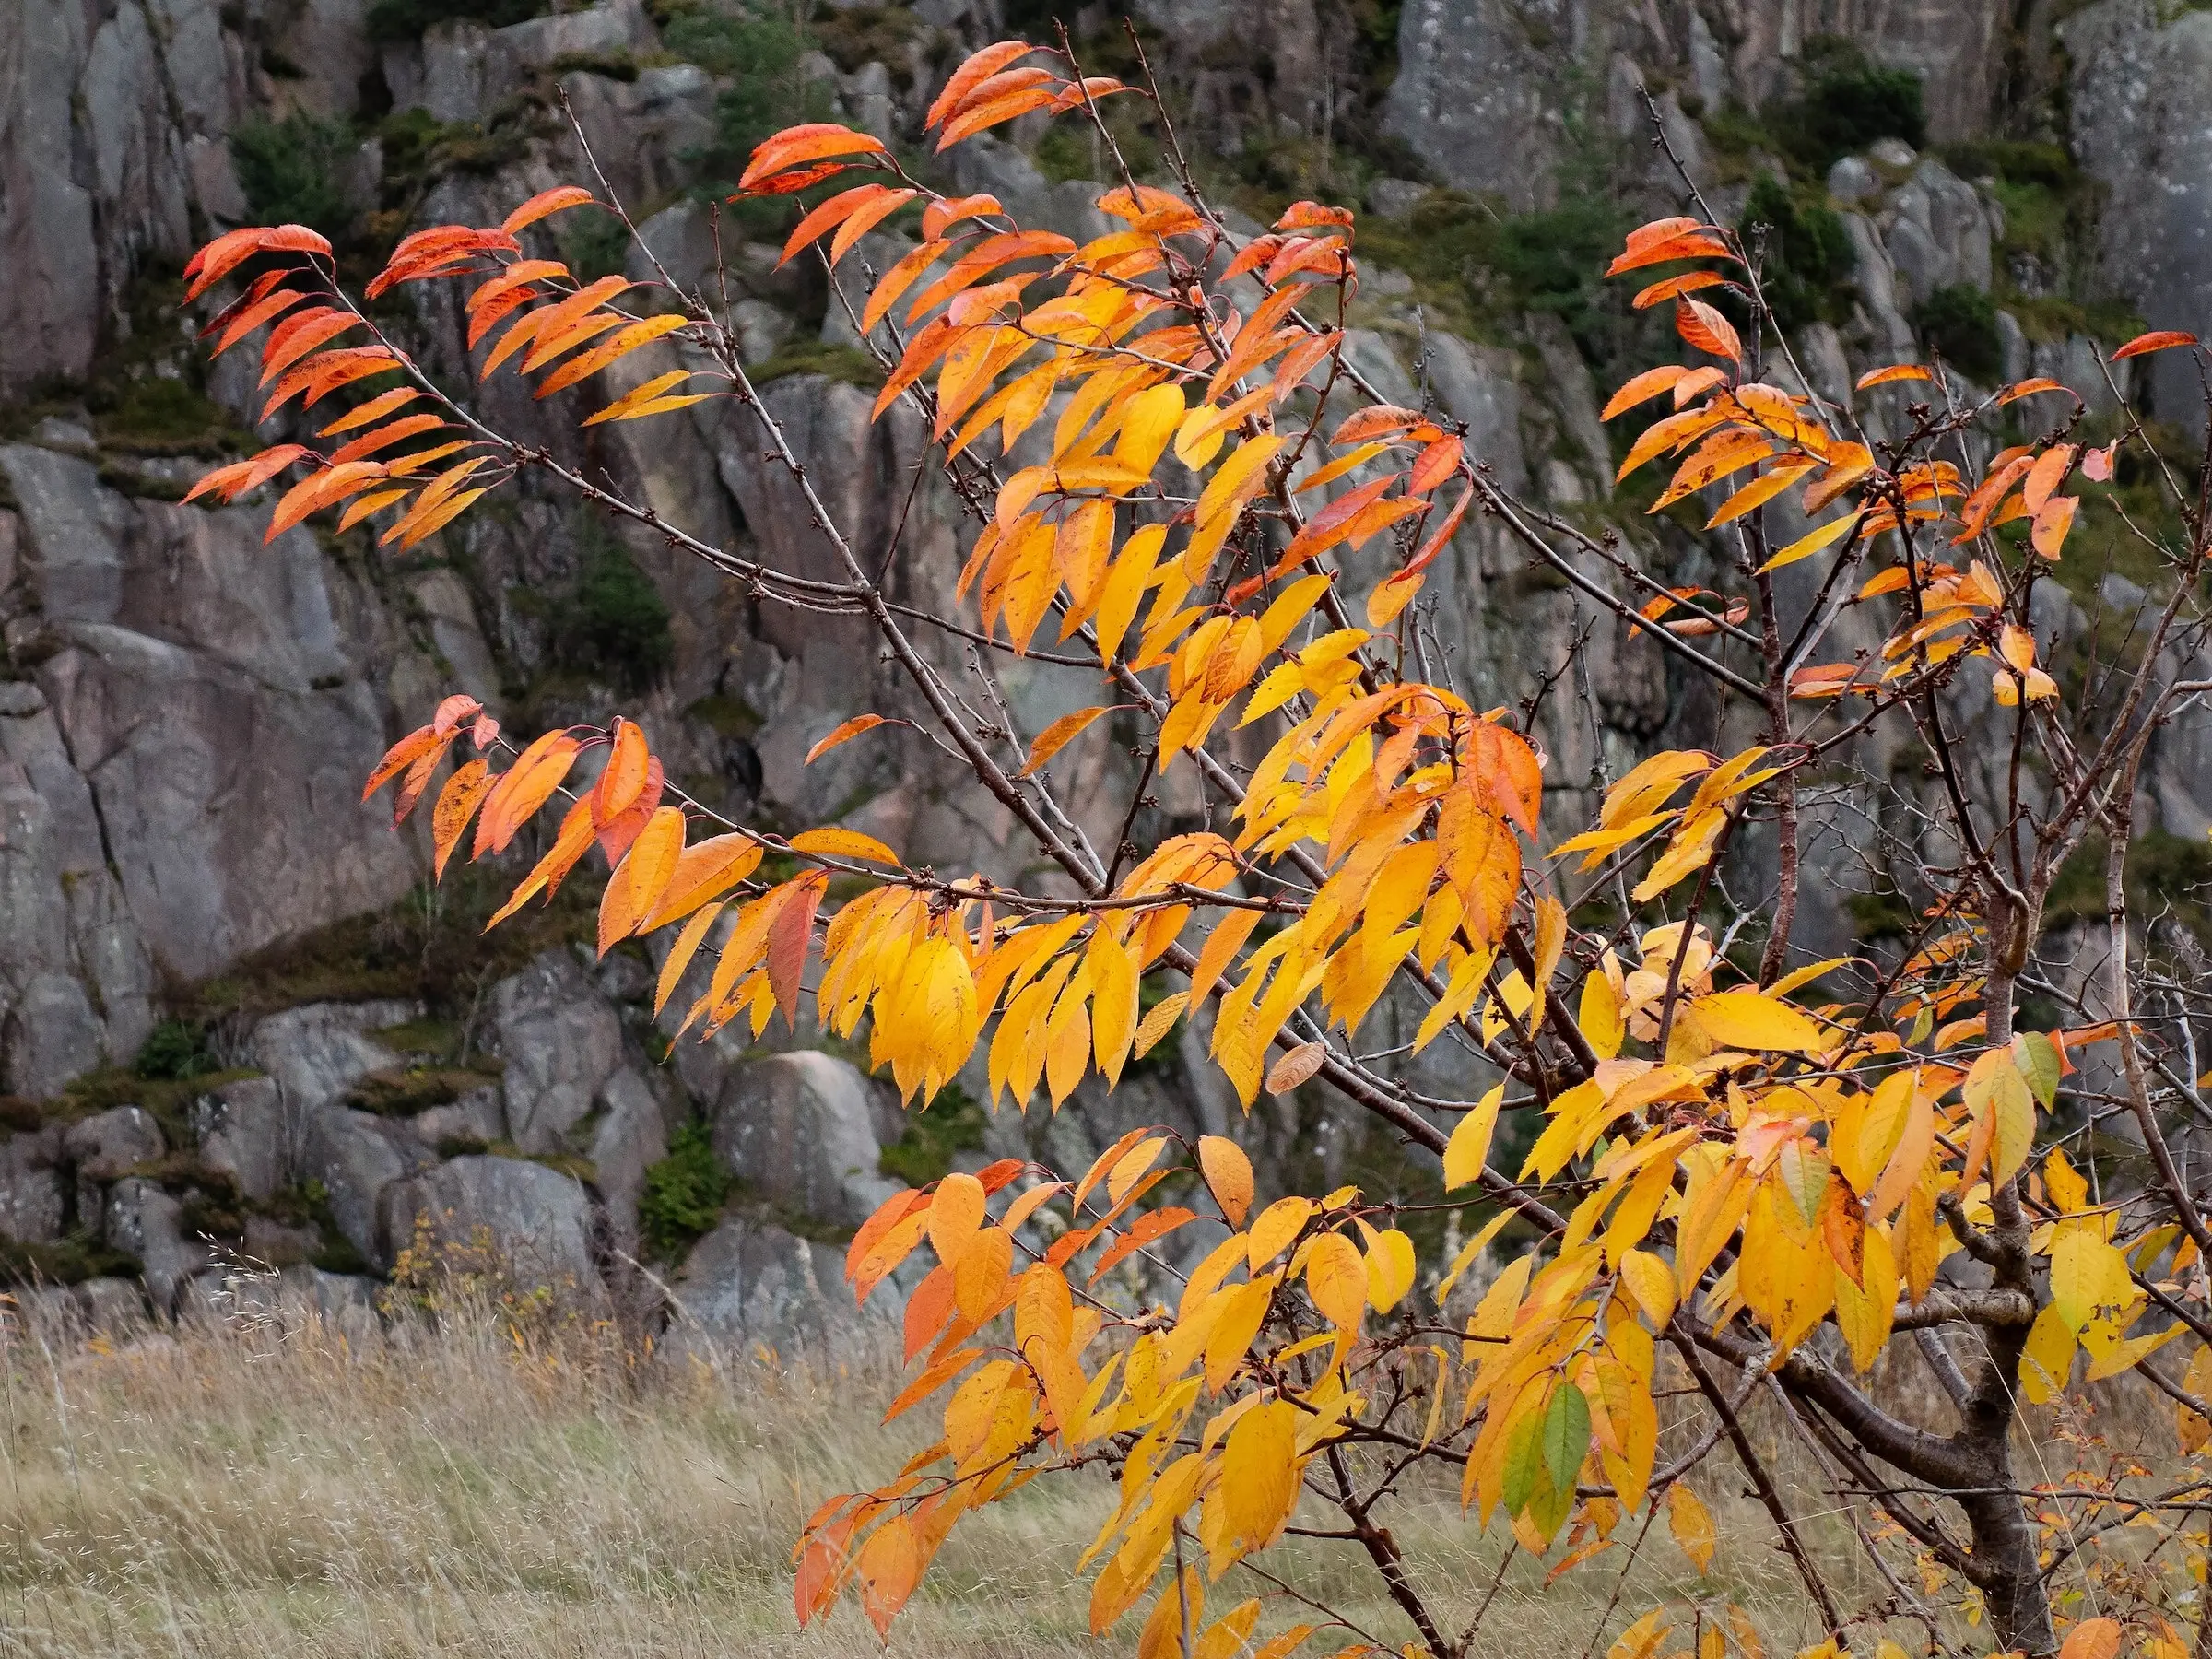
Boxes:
[767,871,830,1029]
[2112,329,2199,360]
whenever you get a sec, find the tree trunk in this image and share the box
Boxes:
[1960,1477,2057,1657]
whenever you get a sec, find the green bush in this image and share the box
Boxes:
[135,1018,214,1082]
[366,0,547,43]
[1739,173,1853,331]
[1914,284,2002,382]
[229,112,356,238]
[547,526,675,692]
[639,1119,730,1262]
[664,6,834,220]
[877,1086,987,1187]
[1776,38,1924,171]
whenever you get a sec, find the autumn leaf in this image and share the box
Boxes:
[806,712,888,765]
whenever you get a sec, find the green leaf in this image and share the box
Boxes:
[1541,1380,1592,1498]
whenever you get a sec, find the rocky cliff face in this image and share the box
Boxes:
[2,0,2208,1340]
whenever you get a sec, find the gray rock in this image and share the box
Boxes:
[489,949,624,1154]
[242,1214,323,1269]
[191,1076,289,1203]
[379,1155,599,1289]
[104,1177,209,1311]
[64,1104,163,1182]
[1385,0,1563,210]
[410,1086,505,1152]
[0,1124,64,1242]
[1366,178,1427,220]
[666,1217,897,1357]
[1880,159,1993,304]
[250,1002,416,1113]
[1422,334,1527,495]
[709,1051,888,1228]
[1868,137,1919,169]
[301,1107,435,1262]
[2065,0,2212,430]
[1827,155,1881,206]
[588,1067,666,1251]
[625,197,722,300]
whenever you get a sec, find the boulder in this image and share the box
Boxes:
[378,1155,599,1289]
[488,950,624,1154]
[409,1085,505,1154]
[64,1104,163,1181]
[250,1001,417,1113]
[588,1067,667,1252]
[0,684,157,1096]
[1879,158,1994,305]
[190,1075,289,1203]
[0,1124,64,1242]
[709,1051,894,1228]
[665,1217,897,1357]
[1384,0,1562,211]
[103,1177,208,1311]
[300,1107,436,1262]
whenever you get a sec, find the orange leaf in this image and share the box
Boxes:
[501,186,598,236]
[1677,298,1741,363]
[182,443,309,506]
[643,832,763,931]
[320,388,425,436]
[364,724,441,801]
[183,224,332,302]
[1855,363,1931,390]
[767,871,830,1028]
[738,124,888,191]
[1022,705,1114,776]
[598,805,687,956]
[1632,270,1726,310]
[788,826,900,865]
[2031,495,2077,561]
[1600,365,1689,421]
[474,729,581,857]
[594,717,651,824]
[1265,1041,1327,1094]
[806,712,888,764]
[2112,330,2199,360]
[925,41,1039,130]
[938,80,1064,148]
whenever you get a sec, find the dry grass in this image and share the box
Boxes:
[0,1277,2100,1659]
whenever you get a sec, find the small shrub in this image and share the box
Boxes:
[547,526,676,692]
[1915,283,2002,382]
[639,1119,729,1262]
[135,1018,213,1082]
[1738,173,1853,331]
[1775,37,1924,171]
[877,1085,987,1187]
[229,112,356,238]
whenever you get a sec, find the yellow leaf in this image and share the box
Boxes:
[1442,1085,1503,1192]
[1133,991,1188,1058]
[1579,971,1624,1059]
[1686,989,1827,1051]
[1220,1400,1300,1551]
[1759,512,1860,572]
[1363,1227,1416,1312]
[1303,1230,1367,1332]
[1247,1196,1315,1271]
[1665,1483,1716,1574]
[788,826,900,865]
[1198,1136,1254,1227]
[929,1171,986,1262]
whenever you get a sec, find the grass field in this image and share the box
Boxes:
[0,1277,2076,1659]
